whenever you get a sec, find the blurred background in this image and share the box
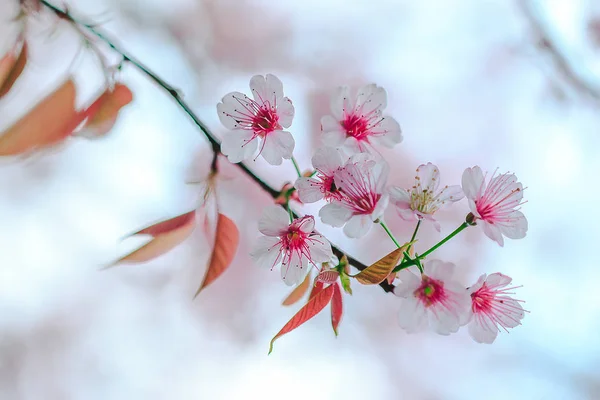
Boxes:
[1,0,599,399]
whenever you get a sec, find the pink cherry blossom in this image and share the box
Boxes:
[319,154,389,238]
[393,260,471,335]
[217,74,295,165]
[294,147,345,203]
[321,84,402,154]
[250,206,333,286]
[462,166,528,246]
[467,273,525,344]
[389,163,464,231]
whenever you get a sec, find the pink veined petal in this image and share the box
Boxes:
[498,211,528,239]
[398,208,417,221]
[249,74,282,106]
[217,92,251,130]
[424,259,455,282]
[485,272,511,288]
[250,236,282,269]
[481,220,505,247]
[416,163,441,194]
[319,202,353,227]
[373,161,390,193]
[294,177,325,203]
[436,184,465,203]
[371,193,389,221]
[468,198,481,218]
[260,130,295,165]
[220,130,258,163]
[468,317,499,344]
[307,234,334,263]
[462,166,485,200]
[265,73,284,100]
[368,116,403,147]
[278,97,295,128]
[258,206,290,236]
[397,297,428,333]
[342,136,365,154]
[343,214,372,238]
[281,250,309,286]
[467,274,487,294]
[296,215,315,234]
[388,186,412,209]
[330,86,351,120]
[394,268,422,297]
[311,146,343,174]
[355,83,387,115]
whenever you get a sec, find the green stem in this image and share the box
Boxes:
[419,222,469,260]
[401,219,421,264]
[291,156,302,178]
[379,221,401,248]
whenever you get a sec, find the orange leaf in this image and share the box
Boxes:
[309,279,324,300]
[0,80,83,156]
[108,211,196,267]
[316,269,339,284]
[282,272,311,306]
[269,284,335,354]
[331,283,343,336]
[78,84,133,137]
[194,213,239,296]
[352,241,413,285]
[0,41,27,98]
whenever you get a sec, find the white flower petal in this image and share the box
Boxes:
[370,116,403,148]
[370,193,389,221]
[308,234,334,263]
[311,146,343,174]
[355,83,387,115]
[436,184,465,204]
[258,206,290,236]
[297,215,315,234]
[481,221,505,246]
[278,97,295,128]
[319,202,352,227]
[499,211,528,239]
[221,130,257,163]
[343,214,373,238]
[424,259,455,282]
[250,236,281,269]
[468,316,499,344]
[485,272,511,288]
[281,251,308,286]
[388,186,411,208]
[462,166,485,200]
[260,130,295,165]
[217,91,253,130]
[416,163,440,193]
[330,86,351,120]
[394,268,421,297]
[397,297,428,334]
[295,177,325,203]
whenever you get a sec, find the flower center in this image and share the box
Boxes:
[414,276,446,307]
[252,107,280,137]
[342,114,369,140]
[411,189,437,214]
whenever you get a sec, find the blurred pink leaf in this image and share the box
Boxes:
[0,41,27,98]
[282,272,311,306]
[194,213,239,296]
[269,284,335,354]
[77,84,133,138]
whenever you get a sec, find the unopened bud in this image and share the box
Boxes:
[466,212,477,226]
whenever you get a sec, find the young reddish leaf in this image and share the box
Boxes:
[269,284,335,354]
[77,84,133,137]
[0,80,82,155]
[331,283,343,336]
[316,269,339,284]
[352,241,413,285]
[129,210,196,237]
[0,41,27,98]
[309,279,324,300]
[194,213,239,296]
[108,211,197,267]
[282,272,311,306]
[386,271,397,285]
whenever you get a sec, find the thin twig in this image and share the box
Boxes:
[39,1,393,292]
[519,0,600,103]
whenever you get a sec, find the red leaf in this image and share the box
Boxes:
[131,210,196,237]
[107,211,197,267]
[77,84,133,137]
[0,41,27,98]
[0,80,83,155]
[194,213,239,296]
[309,279,324,300]
[282,272,311,306]
[331,283,343,336]
[269,284,335,354]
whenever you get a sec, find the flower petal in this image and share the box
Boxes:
[258,206,290,236]
[369,116,403,148]
[343,214,372,238]
[281,251,309,286]
[498,210,528,239]
[330,85,351,120]
[217,91,254,130]
[462,166,485,200]
[394,268,421,297]
[468,316,499,344]
[397,297,428,334]
[278,97,295,128]
[260,130,295,165]
[416,163,440,194]
[220,130,257,163]
[481,221,505,246]
[308,234,334,263]
[355,83,387,115]
[319,202,352,227]
[311,146,343,174]
[250,236,281,269]
[388,186,411,209]
[295,177,325,203]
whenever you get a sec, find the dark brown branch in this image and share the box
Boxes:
[519,0,600,103]
[40,1,394,293]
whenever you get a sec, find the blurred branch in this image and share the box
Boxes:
[40,1,394,293]
[519,0,600,103]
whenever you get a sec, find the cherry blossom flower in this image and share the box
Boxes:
[294,147,345,203]
[217,74,295,165]
[321,84,402,154]
[389,163,464,231]
[467,273,525,344]
[462,166,528,246]
[393,260,471,335]
[319,154,389,238]
[250,206,333,286]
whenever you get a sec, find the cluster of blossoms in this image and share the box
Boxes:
[217,74,528,344]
